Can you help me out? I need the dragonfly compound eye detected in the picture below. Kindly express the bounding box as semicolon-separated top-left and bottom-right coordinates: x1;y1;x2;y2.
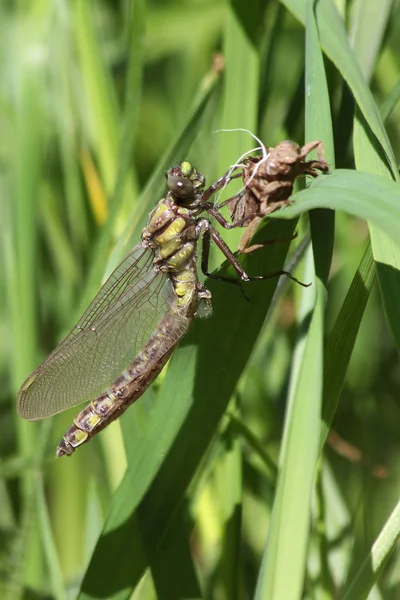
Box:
167;175;195;198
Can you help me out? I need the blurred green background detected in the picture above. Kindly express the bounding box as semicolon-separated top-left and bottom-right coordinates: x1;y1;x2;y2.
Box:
2;0;400;599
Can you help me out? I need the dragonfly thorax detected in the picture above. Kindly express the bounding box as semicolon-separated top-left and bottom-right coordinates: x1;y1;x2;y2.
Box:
143;197;198;268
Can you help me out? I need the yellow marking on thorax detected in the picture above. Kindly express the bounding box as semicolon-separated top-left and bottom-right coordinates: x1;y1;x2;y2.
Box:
166;242;195;270
146;201;175;234
151;201;170;221
156;217;186;245
155;216;187;259
159;239;183;259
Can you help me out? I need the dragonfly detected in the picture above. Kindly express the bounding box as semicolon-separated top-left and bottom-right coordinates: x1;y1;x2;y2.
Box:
215;139;329;253
18;161;306;457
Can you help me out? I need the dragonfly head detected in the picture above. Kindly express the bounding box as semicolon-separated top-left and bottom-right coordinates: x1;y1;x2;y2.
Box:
166;161;206;201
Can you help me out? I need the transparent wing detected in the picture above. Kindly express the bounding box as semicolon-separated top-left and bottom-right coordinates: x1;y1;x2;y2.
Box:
18;244;181;420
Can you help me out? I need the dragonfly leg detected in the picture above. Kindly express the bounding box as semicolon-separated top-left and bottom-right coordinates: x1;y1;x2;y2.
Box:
198;219;310;288
203;203;253;229
204;205;299;255
201;170;242;203
213;189;243;210
239;228;299;254
200;225;246;286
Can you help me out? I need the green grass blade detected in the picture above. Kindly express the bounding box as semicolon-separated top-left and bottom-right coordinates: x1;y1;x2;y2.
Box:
218;0;260;168
342;500;400;599
320;243;375;449
39;186;80;289
380;75;400;122
281;0;398;177
255;6;333;595
273;170;400;245
51;2;89;254
254;252;323;600
73;0;120;195
151;512;202;600
35;472;66;600
349;0;392;83
319;84;398;457
353;111;400;360
11;58;44;593
215;421;242;600
228;412;278;479
116;0;146;210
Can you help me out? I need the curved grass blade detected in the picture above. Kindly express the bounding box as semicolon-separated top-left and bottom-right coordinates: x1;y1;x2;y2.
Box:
255;6;334;595
272;170;400;244
342;499;400;599
320;242;375;449
281;0;397;178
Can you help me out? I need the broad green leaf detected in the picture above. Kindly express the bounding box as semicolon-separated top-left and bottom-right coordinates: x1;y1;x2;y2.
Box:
78;219;298;600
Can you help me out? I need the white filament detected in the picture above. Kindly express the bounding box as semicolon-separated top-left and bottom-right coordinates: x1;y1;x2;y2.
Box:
213;128;270;205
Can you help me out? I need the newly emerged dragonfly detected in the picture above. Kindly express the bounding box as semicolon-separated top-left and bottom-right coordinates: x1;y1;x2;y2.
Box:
18;161;306;457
